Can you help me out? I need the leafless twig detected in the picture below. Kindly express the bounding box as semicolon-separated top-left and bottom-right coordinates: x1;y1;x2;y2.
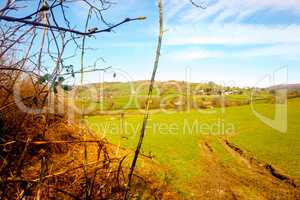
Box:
124;0;164;199
190;0;207;9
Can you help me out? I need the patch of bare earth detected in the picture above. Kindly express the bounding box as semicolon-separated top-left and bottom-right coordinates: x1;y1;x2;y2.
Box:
191;137;300;200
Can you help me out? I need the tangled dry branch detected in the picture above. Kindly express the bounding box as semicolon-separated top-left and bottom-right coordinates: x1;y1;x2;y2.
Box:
0;0;151;199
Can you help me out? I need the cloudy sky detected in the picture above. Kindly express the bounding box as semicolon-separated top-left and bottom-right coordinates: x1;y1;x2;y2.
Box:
80;0;300;87
6;0;300;87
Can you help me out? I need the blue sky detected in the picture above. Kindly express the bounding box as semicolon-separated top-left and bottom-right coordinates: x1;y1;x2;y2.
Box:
5;0;300;87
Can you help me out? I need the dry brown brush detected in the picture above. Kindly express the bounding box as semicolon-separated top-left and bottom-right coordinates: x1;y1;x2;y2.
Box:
0;70;174;199
0;70;127;199
0;0;188;199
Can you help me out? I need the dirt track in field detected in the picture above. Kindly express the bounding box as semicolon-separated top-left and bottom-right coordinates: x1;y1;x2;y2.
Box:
191;137;300;200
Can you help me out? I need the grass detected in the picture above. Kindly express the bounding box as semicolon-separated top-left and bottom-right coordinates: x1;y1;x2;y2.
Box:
86;111;211;194
230;98;300;177
85;97;300;195
77;81;273;111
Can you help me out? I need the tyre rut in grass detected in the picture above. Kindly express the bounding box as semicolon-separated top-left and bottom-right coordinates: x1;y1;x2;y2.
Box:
195;137;300;200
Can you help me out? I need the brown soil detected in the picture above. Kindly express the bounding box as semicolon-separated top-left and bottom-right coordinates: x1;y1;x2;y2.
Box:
190;137;300;200
222;139;297;188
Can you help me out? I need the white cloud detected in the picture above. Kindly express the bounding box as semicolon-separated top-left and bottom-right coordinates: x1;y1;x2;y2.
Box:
238;44;300;59
165;23;300;46
166;48;225;61
164;0;189;20
166;44;300;61
165;0;300;23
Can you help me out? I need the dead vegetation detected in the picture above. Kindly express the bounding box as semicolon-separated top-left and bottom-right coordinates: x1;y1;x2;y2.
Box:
0;0;170;198
0;70;122;199
0;0;151;199
0;0;203;199
0;70;178;199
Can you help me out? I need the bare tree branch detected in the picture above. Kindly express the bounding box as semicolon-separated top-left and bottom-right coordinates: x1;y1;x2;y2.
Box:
124;0;164;199
0;15;146;36
190;0;207;9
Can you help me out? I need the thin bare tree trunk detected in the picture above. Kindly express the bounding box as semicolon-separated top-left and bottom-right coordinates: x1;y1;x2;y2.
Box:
124;0;164;199
80;8;92;200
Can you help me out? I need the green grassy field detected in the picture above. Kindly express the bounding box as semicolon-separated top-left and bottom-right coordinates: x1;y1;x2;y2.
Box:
77;81;272;112
86;98;300;196
230;98;300;177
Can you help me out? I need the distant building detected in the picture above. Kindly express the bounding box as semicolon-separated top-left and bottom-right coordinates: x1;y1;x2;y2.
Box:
224;90;242;95
196;89;206;95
